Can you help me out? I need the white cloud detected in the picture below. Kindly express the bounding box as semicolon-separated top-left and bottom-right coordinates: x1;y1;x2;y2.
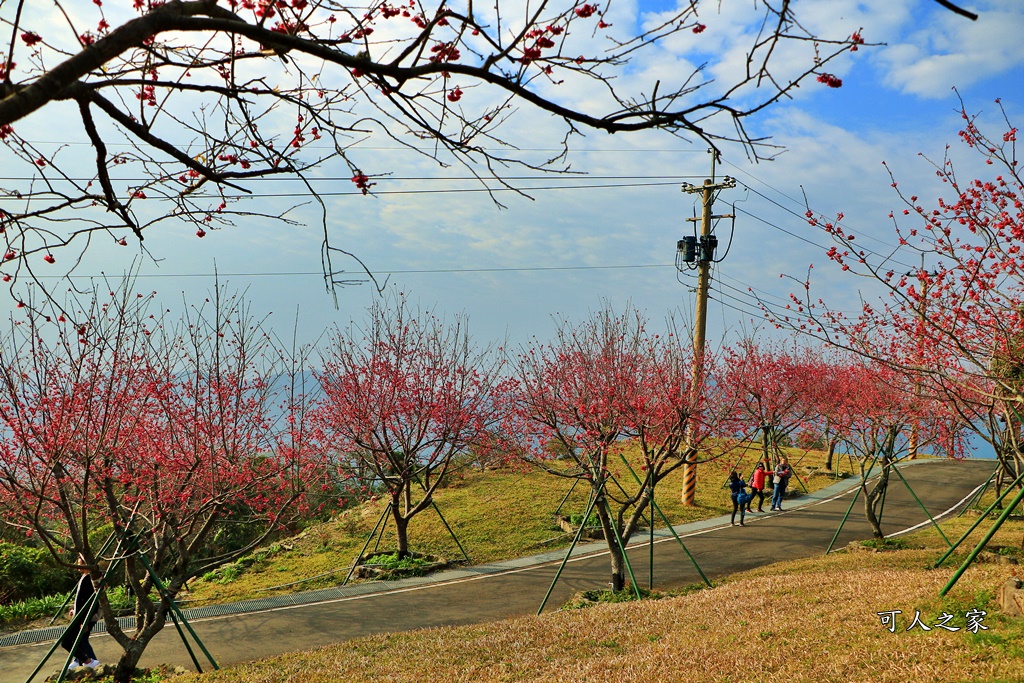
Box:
873;1;1024;97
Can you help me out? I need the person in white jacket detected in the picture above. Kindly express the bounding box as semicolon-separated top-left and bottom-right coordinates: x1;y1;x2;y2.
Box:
771;457;793;511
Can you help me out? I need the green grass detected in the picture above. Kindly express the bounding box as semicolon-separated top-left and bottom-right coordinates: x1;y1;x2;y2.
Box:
860;537;911;550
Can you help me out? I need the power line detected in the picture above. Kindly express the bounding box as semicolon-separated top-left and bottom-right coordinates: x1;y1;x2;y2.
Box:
0;174;707;183
0;180;685;200
32;263;675;280
733;180;916;268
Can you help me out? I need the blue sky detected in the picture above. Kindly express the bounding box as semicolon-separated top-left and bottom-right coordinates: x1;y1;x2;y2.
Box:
2;0;1023;354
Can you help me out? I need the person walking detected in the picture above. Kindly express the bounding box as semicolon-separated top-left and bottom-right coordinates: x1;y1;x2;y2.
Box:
60;557;101;671
771;456;793;511
728;471;748;526
748;462;768;513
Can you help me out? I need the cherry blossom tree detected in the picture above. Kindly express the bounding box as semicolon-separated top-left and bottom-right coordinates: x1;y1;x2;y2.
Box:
823;360;908;538
0;281;316;683
511;305;723;591
776;100;1022;484
0;0;882;298
313;292;506;559
720;336;820;468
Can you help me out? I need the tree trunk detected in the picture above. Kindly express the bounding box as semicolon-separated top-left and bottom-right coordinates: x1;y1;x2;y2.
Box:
113;635;147;683
825;438;837;471
609;548;626;592
592;493;627;592
392;506;411;559
864;484;885;539
863;459;892;539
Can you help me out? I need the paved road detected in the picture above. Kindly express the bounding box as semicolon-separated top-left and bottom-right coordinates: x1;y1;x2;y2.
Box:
1;459;995;681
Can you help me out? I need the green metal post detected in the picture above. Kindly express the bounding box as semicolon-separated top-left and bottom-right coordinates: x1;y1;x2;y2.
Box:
877;463;890;529
825;453;880;554
54;588;103;683
935;470;1024;568
940;483;1024;596
164;599;205;673
607;511;642;600
537;490;601;615
136;552;219;670
371;511;389;554
343;502;392;585
649;476;655;591
27;635;70;683
47;530;120;627
890;462;952;547
31;513;142;683
615;454;710;587
958;466;999;517
430;500;471;563
554;479;581;516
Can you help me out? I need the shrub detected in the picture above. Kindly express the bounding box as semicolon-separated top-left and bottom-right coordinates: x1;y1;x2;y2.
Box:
562;585;655;610
860;537;910;550
0;542;74;603
0;584;137;627
0;593;66;625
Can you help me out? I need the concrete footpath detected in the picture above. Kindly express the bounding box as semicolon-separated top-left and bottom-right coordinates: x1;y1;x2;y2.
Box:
0;459;997;680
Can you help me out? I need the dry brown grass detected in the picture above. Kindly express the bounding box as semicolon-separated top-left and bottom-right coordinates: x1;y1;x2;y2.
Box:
174;534;1024;683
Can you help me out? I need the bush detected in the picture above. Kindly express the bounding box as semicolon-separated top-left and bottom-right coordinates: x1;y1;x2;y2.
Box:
562;585;655;610
0;584;137;627
568;514;600;528
0;542;74;603
860;537;910;551
0;593;66;625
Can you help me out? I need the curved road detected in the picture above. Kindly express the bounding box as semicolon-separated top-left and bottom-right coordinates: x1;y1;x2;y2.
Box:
2;459;996;680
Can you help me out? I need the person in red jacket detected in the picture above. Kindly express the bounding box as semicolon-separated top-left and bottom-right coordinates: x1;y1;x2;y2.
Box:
747;461;768;513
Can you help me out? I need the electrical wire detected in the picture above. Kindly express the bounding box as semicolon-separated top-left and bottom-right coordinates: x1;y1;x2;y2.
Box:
29;263;676;280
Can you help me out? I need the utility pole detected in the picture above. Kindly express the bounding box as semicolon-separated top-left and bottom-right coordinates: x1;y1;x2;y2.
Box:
908;278;926;459
678;152;735;506
909;258;935;460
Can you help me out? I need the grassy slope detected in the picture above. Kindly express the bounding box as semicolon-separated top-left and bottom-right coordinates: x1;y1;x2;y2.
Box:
182;442;843;606
175;495;1024;683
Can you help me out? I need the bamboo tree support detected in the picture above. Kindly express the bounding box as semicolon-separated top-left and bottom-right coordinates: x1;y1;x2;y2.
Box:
537;488;601;614
889;462;952;547
958;466;1000;518
343;502;392;585
825;453;881;554
940;482;1024;596
935;470;1024;568
616;454;711;587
